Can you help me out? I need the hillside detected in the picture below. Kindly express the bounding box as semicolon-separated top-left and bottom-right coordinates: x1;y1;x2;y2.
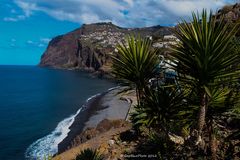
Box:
39;22;171;74
215;3;240;36
215;3;240;22
39;3;240;75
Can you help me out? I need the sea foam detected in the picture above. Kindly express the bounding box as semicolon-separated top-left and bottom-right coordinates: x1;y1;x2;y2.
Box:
25;108;81;159
25;87;118;159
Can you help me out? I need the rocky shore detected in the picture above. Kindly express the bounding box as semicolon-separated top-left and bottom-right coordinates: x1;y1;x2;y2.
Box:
57;87;135;154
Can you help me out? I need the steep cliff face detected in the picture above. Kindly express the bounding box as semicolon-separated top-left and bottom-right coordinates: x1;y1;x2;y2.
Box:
40;3;240;73
39;28;82;68
39;22;171;74
215;3;240;22
215;3;240;36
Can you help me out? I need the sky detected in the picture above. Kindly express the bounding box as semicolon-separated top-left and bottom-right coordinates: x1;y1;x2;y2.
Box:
0;0;237;65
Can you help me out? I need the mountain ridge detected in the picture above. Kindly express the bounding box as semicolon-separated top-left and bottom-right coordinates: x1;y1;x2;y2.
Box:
39;3;240;75
39;22;172;75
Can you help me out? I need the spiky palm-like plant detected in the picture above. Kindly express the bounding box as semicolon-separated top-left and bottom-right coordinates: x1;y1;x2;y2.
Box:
131;85;190;133
75;148;104;160
170;10;240;145
112;36;159;104
205;86;240;159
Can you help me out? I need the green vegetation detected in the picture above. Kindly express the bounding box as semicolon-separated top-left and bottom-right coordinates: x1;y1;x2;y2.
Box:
112;9;240;159
37;155;53;160
75;148;104;160
171;8;240;149
112;36;159;105
131;85;189;133
43;156;53;160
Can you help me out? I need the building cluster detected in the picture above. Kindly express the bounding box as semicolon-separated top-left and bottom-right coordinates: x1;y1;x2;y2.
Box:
80;30;125;49
152;35;180;48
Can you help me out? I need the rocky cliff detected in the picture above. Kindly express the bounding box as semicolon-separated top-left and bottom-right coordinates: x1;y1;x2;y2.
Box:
215;3;240;22
215;3;240;36
39;3;240;74
39;22;171;74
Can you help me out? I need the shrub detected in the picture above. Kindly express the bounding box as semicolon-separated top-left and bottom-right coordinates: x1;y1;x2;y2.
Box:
75;148;104;160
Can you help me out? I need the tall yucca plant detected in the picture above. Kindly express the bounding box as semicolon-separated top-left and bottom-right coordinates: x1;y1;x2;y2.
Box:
112;35;159;104
131;85;190;132
170;10;240;144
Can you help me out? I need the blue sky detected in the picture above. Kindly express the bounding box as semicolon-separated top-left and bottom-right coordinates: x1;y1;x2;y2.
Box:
0;0;236;65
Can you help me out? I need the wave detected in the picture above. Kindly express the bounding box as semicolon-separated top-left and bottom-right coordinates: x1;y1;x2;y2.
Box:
86;93;101;102
86;86;119;102
107;86;120;91
25;108;82;159
24;87;118;159
82;86;119;108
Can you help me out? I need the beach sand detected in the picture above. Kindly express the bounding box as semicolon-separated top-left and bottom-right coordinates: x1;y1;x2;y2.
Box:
57;87;131;153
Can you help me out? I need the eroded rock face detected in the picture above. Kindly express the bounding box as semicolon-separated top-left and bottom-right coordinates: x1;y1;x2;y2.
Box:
39;22;171;74
215;3;240;36
39;30;81;68
68;119;131;150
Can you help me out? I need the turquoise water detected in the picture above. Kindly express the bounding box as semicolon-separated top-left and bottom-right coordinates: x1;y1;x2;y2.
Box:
0;66;115;160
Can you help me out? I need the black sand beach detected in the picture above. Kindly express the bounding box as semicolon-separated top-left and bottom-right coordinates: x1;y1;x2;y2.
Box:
58;87;131;153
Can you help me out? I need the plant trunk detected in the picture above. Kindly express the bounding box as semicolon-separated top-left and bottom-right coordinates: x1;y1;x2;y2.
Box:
196;91;207;146
136;84;144;106
136;86;140;106
209;121;217;160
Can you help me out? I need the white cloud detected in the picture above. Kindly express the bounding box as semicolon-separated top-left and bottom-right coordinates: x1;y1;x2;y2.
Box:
123;0;134;6
11;38;16;42
11;9;16;13
161;0;225;16
38;44;45;47
3;1;37;22
15;0;37;17
40;38;51;44
26;39;48;48
122;0;227;26
3;17;18;22
27;40;34;44
4;14;27;22
9;38;17;48
10;43;16;47
10;0;232;27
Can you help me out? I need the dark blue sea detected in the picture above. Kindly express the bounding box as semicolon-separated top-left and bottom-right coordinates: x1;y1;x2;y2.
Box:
0;65;115;160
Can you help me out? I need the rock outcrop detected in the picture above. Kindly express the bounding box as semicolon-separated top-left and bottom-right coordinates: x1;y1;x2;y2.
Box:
215;3;240;22
215;3;240;36
53;119;133;160
39;22;171;74
69;119;130;149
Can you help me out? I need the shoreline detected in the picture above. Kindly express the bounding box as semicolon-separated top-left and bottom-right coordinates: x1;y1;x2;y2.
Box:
57;86;131;154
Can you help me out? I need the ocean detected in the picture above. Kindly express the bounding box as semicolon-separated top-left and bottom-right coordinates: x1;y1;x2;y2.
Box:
0;65;115;160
